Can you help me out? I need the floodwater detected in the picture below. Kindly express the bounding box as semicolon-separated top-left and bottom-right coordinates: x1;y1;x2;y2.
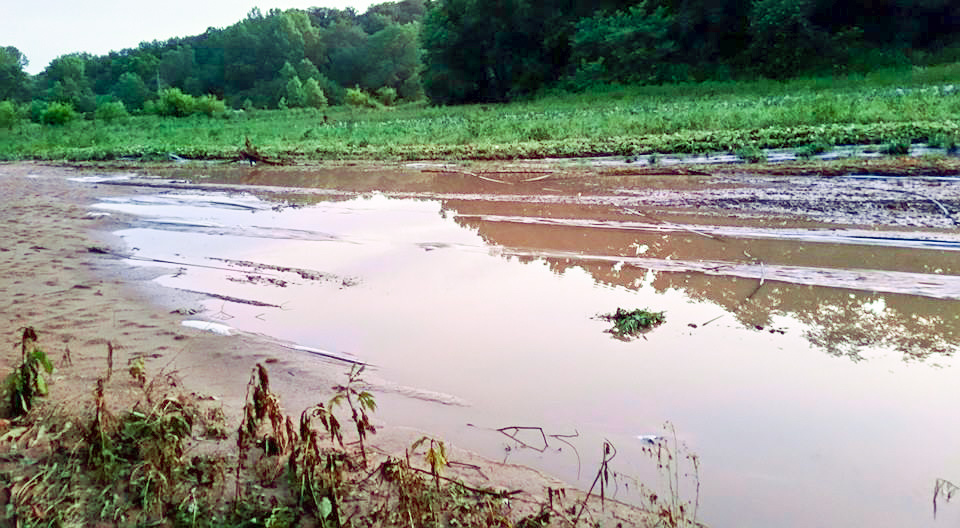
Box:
90;165;960;527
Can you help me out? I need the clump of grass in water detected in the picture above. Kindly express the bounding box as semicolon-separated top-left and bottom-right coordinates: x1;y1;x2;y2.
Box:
603;308;666;339
881;137;912;155
735;145;766;163
796;139;832;159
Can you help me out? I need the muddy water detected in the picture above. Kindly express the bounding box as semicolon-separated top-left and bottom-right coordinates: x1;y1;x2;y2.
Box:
91;166;960;527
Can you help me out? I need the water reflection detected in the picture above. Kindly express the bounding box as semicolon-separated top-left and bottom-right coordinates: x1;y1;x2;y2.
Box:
93;182;960;528
446;200;960;362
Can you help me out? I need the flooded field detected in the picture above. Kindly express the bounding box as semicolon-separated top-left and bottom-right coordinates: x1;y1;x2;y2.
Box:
86;164;960;527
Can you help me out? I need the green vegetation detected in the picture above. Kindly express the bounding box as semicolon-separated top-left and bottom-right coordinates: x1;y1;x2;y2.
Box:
3;327;53;417
2;0;960;115
3;67;960;162
3;0;960;162
602;308;667;339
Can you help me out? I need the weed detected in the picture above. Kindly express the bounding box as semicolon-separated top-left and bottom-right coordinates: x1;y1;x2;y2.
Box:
928;132;959;153
329;364;376;466
735;145;767;163
4;327;54;417
638;423;701;528
237;364;295;492
602;308;666;339
128;356;147;387
411;435;448;491
881;137;912;155
796;140;832;158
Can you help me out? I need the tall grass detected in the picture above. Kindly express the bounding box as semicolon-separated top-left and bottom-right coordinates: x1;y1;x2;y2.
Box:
4;64;960;161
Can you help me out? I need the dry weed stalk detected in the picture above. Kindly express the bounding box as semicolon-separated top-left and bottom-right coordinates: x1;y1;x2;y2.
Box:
236;364;294;496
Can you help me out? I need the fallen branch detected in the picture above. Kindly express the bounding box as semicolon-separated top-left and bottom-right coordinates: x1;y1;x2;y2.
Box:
404;465;523;498
497;426;549;452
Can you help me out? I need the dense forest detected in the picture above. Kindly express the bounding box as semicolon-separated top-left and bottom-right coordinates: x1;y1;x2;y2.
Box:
2;0;960;120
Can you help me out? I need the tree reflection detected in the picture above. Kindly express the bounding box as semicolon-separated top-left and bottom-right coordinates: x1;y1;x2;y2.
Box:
451;201;960;362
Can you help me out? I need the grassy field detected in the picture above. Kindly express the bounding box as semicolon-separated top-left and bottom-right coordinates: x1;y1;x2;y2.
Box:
5;64;960;162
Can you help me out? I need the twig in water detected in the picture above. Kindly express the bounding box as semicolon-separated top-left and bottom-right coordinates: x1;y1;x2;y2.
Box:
701;314;724;326
497;426;549;452
574;440;617;525
549;430;582;479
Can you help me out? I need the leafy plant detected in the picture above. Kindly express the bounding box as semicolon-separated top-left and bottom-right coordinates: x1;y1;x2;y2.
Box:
411;436;448;491
329;364;377;466
5;327;54;417
602;307;666;339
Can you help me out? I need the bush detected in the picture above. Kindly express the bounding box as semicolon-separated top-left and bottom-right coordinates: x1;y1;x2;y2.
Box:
28;100;47;123
42;102;77;125
0;100;18;129
346;86;383;109
94;100;128;121
155;88;195;117
375;86;397;106
194;94;226;117
303;78;328;109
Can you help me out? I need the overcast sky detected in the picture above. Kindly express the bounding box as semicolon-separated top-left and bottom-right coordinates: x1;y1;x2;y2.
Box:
5;0;375;75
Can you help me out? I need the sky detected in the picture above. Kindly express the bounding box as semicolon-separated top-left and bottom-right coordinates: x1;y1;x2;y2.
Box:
5;0;375;75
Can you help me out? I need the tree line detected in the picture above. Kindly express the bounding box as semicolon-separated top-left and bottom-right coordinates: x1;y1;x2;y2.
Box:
1;0;959;122
422;0;960;103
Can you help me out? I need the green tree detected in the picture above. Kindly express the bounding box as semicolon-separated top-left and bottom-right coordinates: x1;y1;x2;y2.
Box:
111;72;150;110
0;46;30;102
303;77;328;108
363;23;422;99
319;20;369;88
0;100;19;129
159;45;196;91
286;76;306;107
571;2;677;85
40;54;96;113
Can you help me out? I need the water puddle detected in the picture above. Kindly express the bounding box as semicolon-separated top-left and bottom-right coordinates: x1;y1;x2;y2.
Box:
91;169;960;527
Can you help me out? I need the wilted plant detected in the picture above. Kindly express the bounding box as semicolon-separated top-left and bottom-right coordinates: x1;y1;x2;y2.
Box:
237;364;294;495
5;327;54;417
128;356;146;387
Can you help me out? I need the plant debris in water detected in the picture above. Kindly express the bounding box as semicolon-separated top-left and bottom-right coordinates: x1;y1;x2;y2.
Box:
602;308;666;339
